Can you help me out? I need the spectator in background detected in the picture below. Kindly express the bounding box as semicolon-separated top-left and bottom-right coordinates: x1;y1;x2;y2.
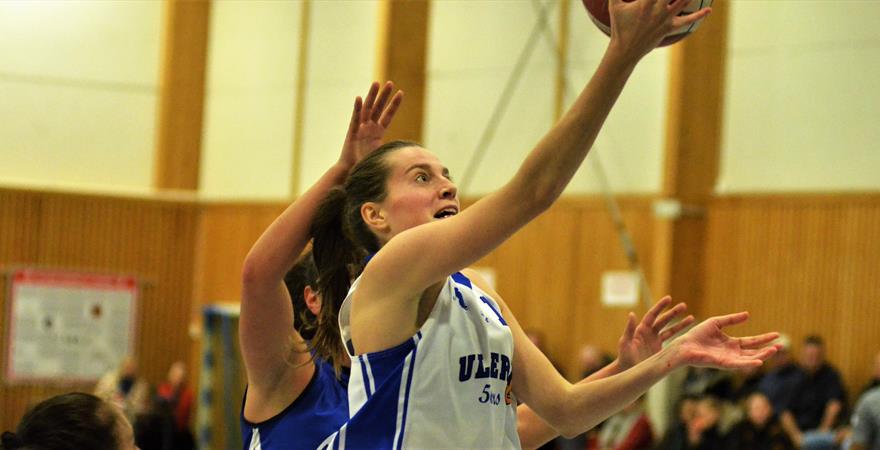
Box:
781;334;847;450
682;367;734;400
578;344;614;379
0;392;137;450
656;396;728;450
94;357;150;422
654;395;699;450
730;365;764;404
593;396;653;450
850;387;880;450
157;361;194;450
758;334;803;416
726;392;794;450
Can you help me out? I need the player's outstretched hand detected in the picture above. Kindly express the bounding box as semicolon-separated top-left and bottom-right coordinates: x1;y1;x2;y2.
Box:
608;0;711;59
669;312;779;370
617;295;694;370
338;81;404;169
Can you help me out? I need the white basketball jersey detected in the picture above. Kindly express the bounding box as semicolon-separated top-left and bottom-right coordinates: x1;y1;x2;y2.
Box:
319;272;520;449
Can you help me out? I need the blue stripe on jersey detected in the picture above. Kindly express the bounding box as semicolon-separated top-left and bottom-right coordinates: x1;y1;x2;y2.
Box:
359;355;373;399
480;296;508;326
451;271;472;288
395;333;422;449
340;335;420;449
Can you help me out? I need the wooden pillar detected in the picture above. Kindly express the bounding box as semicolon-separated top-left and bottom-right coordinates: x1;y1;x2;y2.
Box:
653;0;729;316
555;0;571;121
648;0;730;432
374;0;430;142
154;0;211;190
291;0;312;196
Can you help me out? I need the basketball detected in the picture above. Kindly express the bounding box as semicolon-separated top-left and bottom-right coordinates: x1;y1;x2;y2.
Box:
582;0;713;47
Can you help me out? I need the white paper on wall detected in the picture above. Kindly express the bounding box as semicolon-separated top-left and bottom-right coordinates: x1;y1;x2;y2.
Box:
5;269;138;384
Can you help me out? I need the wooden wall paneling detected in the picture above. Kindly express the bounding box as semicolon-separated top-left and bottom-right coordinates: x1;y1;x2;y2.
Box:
0;190;52;435
470;197;656;381
190;201;286;446
193;202;287;305
0;189;199;432
703;195;880;401
568;198;657;379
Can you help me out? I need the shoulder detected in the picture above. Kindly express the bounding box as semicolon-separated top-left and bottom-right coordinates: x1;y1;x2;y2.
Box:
460;268;501;299
858;387;880;409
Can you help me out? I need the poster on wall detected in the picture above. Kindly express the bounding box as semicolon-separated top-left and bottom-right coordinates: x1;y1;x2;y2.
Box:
601;270;640;307
5;269;138;384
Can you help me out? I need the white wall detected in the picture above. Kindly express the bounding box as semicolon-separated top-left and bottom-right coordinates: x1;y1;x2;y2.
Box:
200;0;302;199
0;0;161;191
200;0;378;199
566;3;670;195
297;0;379;194
6;1;876;197
719;0;880;193
424;0;671;196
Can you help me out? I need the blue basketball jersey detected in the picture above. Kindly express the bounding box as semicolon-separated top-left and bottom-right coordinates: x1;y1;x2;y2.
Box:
319;272;520;449
241;358;349;450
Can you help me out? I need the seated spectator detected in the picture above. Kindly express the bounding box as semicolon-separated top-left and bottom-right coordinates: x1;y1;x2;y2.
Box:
781;335;847;450
577;344;614;379
654;395;698;450
726;392;795;450
157;361;195;450
758;334;803;417
685;396;730;450
850;386;880;450
683;367;734;400
0;392;137;450
593;396;653;450
730;365;764;403
657;396;730;450
94;356;150;422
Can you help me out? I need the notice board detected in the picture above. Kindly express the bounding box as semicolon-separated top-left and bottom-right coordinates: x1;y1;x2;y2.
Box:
5;269;138;384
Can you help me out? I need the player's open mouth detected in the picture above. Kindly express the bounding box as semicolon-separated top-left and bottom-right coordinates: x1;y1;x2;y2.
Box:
434;207;458;219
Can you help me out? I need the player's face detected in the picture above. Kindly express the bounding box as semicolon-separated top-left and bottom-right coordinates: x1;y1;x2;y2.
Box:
372;146;459;242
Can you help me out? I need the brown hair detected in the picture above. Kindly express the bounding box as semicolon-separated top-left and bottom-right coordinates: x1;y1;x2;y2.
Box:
2;393;122;450
310;140;417;373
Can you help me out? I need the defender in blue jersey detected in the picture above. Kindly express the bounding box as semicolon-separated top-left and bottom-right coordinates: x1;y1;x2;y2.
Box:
311;0;780;447
239;82;403;450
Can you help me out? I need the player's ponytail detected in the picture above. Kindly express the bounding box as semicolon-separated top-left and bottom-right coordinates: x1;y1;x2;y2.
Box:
311;140;419;372
311;186;361;372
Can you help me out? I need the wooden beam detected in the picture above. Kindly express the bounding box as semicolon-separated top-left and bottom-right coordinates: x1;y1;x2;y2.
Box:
374;0;430;143
291;0;312;196
661;0;729;200
555;0;571;121
154;0;211;190
652;0;729;309
648;0;729;433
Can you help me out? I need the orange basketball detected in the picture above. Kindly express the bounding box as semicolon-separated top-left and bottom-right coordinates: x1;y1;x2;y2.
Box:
582;0;713;47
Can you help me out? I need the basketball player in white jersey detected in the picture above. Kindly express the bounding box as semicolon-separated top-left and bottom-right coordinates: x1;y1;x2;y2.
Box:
239;81;696;449
310;0;779;447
